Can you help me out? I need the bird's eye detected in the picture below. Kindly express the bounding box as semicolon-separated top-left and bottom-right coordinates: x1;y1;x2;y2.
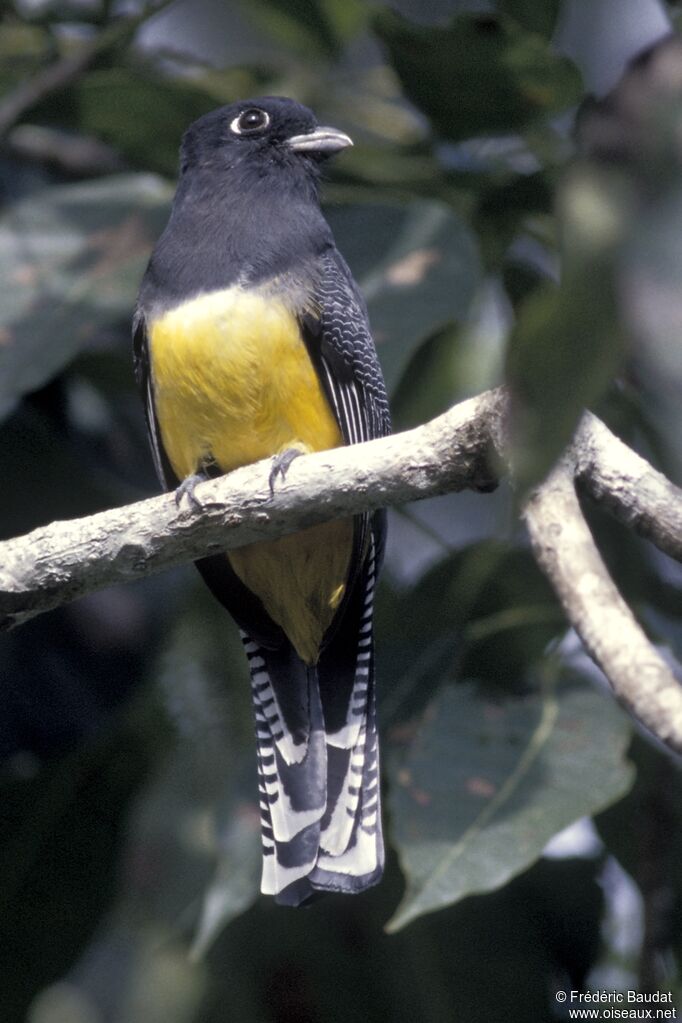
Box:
230;108;271;135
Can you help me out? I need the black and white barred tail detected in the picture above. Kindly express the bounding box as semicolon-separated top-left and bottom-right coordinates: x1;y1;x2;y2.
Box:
241;539;383;906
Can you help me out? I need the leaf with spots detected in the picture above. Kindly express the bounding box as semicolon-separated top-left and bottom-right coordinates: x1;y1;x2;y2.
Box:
0;173;171;422
386;673;634;932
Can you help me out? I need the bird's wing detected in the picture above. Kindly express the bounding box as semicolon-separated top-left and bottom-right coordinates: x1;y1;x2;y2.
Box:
301;248;391;448
133;308;179;491
299;246;390;587
261;248;387;900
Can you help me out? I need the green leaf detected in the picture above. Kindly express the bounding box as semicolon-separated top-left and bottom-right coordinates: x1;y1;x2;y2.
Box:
246;0;363;57
190;805;262;959
327;199;481;392
0;21;48;63
620;188;682;482
377;541;563;727
32;67;218;175
505;164;632;494
0;173;171;422
374;10;582;143
477;171;554;266
125;592;261;948
498;0;560;38
0;403;115;537
382;0;559;35
390;325;468;429
596;736;682;894
0;695;155;1021
386;674;634;931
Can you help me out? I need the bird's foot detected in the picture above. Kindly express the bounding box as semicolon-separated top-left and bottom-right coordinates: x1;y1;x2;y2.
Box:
175;471;209;512
269;447;304;496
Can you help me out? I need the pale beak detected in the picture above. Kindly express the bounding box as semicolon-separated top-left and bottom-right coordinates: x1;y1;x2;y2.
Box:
287;126;353;155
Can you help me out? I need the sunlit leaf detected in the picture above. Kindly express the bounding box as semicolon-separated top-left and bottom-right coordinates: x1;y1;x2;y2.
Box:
387;674;634;931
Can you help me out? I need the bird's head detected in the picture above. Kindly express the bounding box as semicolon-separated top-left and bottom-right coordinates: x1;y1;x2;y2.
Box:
180;96;353;179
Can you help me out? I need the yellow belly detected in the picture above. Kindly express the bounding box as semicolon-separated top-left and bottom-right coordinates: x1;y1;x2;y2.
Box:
149;286;351;663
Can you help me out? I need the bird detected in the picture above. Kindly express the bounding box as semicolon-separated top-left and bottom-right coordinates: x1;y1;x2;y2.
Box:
133;96;391;906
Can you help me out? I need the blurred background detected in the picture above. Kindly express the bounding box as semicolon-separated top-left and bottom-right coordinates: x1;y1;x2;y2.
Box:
2;0;682;1020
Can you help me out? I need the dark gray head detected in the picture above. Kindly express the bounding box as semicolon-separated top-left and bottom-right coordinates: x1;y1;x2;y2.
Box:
141;97;352;304
179;96;352;184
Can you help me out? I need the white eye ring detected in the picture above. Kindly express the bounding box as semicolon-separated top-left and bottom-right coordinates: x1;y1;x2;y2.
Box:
230;109;271;135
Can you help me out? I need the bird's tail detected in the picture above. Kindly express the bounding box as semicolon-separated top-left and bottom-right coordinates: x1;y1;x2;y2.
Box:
240;541;383;906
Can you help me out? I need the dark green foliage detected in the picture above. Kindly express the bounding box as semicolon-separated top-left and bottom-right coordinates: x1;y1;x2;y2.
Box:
0;175;171;420
387;674;632;930
1;0;681;1019
33;68;219;175
374;10;582;142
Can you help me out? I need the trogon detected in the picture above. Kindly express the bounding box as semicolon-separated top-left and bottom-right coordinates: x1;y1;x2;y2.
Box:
133;96;390;906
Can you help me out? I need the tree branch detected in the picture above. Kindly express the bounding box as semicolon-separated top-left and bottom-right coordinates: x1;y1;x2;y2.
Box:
524;458;682;755
2;387;681;754
575;411;682;563
0;389;503;631
0;0;178;140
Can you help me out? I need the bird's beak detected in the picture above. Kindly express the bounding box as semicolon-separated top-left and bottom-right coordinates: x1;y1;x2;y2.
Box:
287;126;353;155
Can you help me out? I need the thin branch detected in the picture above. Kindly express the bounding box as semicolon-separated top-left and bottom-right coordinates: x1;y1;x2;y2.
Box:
0;0;178;140
575;411;682;563
524;459;682;756
7;124;125;176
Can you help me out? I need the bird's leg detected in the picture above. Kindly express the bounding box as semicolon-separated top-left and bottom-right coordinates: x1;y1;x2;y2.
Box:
269;444;307;496
175;455;222;511
175;471;210;512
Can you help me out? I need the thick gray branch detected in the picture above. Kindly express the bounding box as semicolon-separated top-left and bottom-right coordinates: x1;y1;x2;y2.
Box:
524;458;682;756
2;387;682;756
0;389;503;630
575;411;682;563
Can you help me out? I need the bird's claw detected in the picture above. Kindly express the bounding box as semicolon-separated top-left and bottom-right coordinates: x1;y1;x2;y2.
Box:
175;472;208;512
269;448;303;496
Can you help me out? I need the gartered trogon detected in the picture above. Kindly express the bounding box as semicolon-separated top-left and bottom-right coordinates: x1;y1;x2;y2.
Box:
133;97;390;906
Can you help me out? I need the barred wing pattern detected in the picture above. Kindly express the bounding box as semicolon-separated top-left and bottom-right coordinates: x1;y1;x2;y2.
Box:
314;249;391;447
